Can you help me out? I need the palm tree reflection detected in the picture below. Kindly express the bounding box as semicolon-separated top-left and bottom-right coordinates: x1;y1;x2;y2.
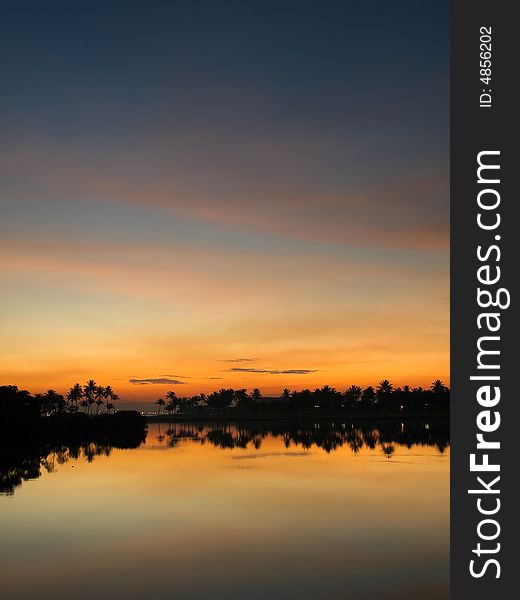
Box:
160;420;449;456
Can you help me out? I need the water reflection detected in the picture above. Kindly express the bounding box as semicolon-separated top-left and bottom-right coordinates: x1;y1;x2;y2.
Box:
1;419;448;496
157;418;449;454
0;422;146;496
0;418;449;600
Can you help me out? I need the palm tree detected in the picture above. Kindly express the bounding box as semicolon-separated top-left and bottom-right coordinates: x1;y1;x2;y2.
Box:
234;388;250;409
164;390;177;416
430;379;447;394
94;386;105;415
83;380;97;415
40;389;64;416
361;386;376;408
110;392;119;412
177;397;188;414
67;383;83;413
251;388;262;403
281;388;291;402
345;384;362;402
155;398;166;414
376;379;393;403
377;379;393;395
104;385;114;412
165;400;175;418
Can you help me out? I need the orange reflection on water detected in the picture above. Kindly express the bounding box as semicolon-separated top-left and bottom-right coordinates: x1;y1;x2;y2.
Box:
0;422;449;600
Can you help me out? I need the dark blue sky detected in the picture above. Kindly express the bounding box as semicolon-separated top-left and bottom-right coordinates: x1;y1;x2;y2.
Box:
1;0;448;154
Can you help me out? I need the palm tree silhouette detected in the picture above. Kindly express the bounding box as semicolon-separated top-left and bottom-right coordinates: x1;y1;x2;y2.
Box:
83;380;97;415
234;388;250;409
165;390;178;417
67;383;83;413
361;386;376;408
376;379;393;403
40;389;64;416
155;398;166;414
251;388;262;403
377;379;393;395
104;385;115;413
430;379;447;394
346;385;362;402
94;386;105;415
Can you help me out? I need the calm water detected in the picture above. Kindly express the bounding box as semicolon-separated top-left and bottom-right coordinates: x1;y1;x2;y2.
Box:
0;420;449;599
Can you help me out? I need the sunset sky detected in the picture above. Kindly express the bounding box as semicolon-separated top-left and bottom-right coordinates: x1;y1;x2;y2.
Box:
0;1;449;405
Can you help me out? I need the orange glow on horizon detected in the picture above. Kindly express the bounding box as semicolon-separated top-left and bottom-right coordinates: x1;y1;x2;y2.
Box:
0;234;449;402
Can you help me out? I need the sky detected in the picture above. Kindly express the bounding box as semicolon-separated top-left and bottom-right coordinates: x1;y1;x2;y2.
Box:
0;1;449;405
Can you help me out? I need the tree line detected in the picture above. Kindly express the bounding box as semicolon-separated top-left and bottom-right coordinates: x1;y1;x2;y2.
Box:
63;380;119;415
154;379;450;416
0;381;119;420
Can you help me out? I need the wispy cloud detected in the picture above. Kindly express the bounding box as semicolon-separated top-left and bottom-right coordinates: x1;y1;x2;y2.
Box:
163;374;224;381
129;378;187;385
220;358;259;363
2;143;448;252
161;374;191;379
228;368;319;375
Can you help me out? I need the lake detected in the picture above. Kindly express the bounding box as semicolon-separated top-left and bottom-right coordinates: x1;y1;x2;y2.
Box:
0;420;449;599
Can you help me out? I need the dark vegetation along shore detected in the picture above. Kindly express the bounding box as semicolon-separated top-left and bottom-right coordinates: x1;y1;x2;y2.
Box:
1;384;147;496
0;378;450;423
150;379;450;420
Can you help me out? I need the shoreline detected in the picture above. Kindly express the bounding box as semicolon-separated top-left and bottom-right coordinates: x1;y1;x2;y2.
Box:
145;411;450;424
